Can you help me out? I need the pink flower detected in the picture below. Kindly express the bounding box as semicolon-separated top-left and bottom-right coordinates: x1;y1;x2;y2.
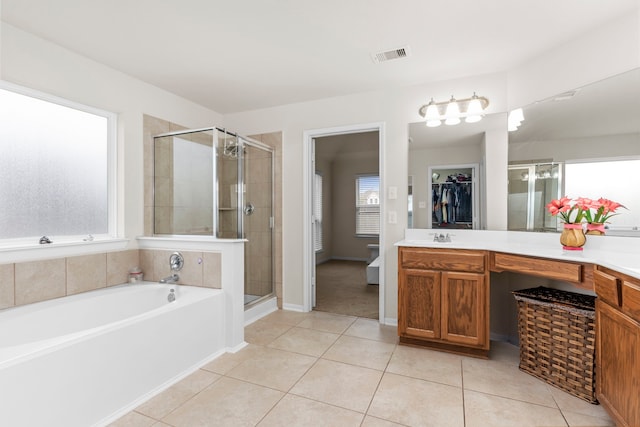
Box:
546;197;571;216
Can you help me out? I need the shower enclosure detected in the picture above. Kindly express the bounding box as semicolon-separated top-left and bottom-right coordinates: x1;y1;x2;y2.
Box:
507;162;562;232
153;127;275;307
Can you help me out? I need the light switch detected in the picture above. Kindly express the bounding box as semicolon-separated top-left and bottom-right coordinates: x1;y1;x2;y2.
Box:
389;211;397;224
388;186;397;199
418;201;427;209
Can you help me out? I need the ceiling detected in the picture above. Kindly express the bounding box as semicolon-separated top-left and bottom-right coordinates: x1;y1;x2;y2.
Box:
2;1;638;114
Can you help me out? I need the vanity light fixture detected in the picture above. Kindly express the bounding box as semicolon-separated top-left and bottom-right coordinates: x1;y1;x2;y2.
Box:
419;93;489;127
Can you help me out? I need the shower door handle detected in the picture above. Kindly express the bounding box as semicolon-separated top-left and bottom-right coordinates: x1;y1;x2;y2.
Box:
244;202;255;216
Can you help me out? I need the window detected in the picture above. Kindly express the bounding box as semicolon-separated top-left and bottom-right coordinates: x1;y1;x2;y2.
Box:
356;175;380;236
313;172;323;251
0;83;116;242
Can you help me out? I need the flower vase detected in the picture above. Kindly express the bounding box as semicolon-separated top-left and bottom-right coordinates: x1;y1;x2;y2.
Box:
560;223;586;250
586;222;605;235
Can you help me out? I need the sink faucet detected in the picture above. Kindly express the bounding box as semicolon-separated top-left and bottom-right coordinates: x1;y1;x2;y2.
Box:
159;273;179;284
433;233;452;243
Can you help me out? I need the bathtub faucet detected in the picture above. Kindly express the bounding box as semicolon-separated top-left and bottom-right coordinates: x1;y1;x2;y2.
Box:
159;273;179;284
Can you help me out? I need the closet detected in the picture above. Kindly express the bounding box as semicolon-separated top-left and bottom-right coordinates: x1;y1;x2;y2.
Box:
429;165;478;229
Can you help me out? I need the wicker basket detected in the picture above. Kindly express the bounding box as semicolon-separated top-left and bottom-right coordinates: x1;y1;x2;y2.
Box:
513;286;597;403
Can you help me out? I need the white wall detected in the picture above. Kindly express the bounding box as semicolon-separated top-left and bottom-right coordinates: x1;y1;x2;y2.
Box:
224;11;640;318
1;24;223;247
331;152;379;261
509;133;640;162
2;8;639;322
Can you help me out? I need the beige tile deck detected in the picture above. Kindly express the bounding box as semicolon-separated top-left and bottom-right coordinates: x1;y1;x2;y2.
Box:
109;309;614;427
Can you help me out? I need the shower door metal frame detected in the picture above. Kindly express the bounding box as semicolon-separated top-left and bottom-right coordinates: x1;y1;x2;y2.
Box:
239;136;276;307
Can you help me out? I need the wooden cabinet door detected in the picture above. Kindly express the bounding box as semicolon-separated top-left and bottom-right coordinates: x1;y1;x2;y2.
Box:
596;300;640;427
441;271;488;348
399;269;441;339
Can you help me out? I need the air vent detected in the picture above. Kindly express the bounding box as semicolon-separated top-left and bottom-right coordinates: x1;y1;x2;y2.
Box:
371;46;411;63
553;90;578;102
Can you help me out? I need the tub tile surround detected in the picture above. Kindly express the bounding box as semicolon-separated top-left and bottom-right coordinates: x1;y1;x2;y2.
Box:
0;263;15;309
0;248;222;310
109;312;614;427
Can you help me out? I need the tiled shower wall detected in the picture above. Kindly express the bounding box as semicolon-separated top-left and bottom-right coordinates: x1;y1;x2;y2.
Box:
0;249;222;310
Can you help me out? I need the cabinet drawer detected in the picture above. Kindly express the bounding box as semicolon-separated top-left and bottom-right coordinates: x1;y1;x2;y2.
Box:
399;248;485;273
594;269;621;307
622;280;640;323
491;252;583;283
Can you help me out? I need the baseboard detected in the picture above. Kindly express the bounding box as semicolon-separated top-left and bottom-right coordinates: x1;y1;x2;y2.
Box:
330;256;368;262
282;303;305;312
244;297;278;326
384;317;398;326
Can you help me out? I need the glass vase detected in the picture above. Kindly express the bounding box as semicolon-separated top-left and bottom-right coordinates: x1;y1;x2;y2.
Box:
560;223;586;250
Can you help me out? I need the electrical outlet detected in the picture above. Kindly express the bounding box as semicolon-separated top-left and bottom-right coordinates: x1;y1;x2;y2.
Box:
418;201;427;209
389;211;397;224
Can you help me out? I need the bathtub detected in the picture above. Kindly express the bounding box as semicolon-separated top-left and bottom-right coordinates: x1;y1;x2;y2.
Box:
0;282;225;427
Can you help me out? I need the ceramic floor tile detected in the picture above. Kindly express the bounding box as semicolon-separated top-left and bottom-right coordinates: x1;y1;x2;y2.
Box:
257;394;364;427
260;310;311;326
290;359;382;413
361;415;407;426
162;377;284;427
368;372;464;427
464;389;568;427
386;344;463;387
226;346;317;391
488;340;521;365
322;335;395;371
244;320;293;346
135;369;220;419
268;326;340;357
546;384;611;421
463;357;558;407
343;318;399;344
562;410;615;427
296;311;357;334
200;344;263;375
107;411;156;427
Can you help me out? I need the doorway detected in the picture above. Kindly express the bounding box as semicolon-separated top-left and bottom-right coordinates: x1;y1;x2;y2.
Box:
303;123;385;322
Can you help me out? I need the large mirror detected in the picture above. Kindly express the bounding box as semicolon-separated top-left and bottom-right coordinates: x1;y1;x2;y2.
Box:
508;68;640;236
408;114;505;229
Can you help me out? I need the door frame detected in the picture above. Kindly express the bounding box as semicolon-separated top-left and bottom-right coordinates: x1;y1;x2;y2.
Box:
302;122;386;323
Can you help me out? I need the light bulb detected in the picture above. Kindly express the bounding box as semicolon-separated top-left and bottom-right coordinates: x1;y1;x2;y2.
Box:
465;95;484;123
426;119;441;127
424;99;440;121
444;97;460;125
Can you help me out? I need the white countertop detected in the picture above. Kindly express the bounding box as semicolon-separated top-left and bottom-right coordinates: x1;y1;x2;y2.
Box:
397;229;640;280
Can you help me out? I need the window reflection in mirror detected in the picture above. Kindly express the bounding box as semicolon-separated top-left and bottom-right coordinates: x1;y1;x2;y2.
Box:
508;68;640;236
565;159;640;236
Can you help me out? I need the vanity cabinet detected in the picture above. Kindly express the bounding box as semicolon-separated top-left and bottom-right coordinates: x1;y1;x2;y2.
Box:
398;247;490;357
595;267;640;427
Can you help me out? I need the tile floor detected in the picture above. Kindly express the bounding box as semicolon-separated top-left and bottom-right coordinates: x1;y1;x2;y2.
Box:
109;310;614;427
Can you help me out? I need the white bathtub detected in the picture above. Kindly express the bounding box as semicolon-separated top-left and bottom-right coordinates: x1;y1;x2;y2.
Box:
0;282;226;427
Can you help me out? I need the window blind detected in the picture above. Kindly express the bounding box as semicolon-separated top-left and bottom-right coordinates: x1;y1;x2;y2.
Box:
313;173;323;251
356;175;380;235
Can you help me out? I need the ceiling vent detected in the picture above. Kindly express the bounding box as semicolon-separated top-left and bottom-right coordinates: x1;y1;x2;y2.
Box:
371;46;411;63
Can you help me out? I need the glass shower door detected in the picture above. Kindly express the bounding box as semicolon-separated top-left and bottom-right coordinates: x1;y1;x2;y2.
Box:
242;140;274;306
508;163;562;232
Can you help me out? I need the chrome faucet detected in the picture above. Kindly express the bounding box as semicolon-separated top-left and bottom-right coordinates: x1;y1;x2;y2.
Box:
159;273;179;284
159;252;183;284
